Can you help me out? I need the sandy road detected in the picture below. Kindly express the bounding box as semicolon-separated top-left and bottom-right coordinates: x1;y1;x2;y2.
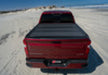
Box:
0;8;108;75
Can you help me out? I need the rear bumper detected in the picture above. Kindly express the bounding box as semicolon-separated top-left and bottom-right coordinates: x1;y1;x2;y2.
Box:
26;58;88;69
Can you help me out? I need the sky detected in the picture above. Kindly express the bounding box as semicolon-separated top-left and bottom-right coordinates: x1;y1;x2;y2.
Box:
0;0;108;11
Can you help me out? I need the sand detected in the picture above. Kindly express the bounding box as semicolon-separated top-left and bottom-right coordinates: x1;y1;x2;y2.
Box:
0;7;108;75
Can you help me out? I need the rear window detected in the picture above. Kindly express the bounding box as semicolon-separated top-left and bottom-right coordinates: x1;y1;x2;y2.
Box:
40;13;74;23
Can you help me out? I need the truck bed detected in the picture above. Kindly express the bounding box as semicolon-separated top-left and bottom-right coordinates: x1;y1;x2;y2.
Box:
26;23;88;39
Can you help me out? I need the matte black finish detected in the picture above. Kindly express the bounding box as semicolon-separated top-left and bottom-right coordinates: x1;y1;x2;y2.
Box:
26;23;88;39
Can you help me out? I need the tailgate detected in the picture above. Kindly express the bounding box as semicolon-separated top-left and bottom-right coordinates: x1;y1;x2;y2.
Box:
24;38;91;59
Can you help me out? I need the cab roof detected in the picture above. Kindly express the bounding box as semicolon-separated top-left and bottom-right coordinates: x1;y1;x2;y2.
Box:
42;10;72;14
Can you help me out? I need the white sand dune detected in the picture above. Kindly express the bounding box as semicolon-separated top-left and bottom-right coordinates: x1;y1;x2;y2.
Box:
0;7;108;75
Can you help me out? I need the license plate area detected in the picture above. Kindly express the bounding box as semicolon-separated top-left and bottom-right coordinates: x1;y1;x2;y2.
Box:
46;59;67;67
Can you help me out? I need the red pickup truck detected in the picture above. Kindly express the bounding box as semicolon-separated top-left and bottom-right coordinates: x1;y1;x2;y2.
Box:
23;10;91;69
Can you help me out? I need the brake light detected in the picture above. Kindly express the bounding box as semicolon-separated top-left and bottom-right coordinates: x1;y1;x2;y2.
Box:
25;47;29;57
85;47;90;54
23;39;27;45
23;38;29;57
85;40;91;54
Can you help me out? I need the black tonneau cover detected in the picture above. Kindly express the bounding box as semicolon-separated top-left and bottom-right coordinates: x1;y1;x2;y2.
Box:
26;23;88;39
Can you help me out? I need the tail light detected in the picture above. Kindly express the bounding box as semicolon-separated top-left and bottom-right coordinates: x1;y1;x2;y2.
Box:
85;46;90;54
24;47;29;57
23;38;27;45
23;39;29;57
85;39;91;54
